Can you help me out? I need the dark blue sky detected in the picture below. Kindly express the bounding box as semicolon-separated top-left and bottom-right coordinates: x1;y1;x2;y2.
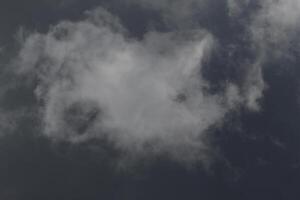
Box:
0;1;300;200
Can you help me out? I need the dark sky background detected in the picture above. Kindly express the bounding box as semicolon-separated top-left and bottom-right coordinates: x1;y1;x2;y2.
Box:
0;1;300;200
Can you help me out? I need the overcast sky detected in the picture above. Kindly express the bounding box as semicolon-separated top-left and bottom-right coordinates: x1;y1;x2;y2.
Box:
0;0;300;199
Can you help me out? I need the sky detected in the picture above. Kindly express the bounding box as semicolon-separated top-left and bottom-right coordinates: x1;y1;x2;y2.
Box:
0;0;300;199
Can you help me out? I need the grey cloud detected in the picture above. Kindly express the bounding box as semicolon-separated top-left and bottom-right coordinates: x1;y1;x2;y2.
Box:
124;0;209;28
251;0;300;57
247;0;300;108
15;7;246;162
227;0;250;17
0;111;17;136
226;0;300;111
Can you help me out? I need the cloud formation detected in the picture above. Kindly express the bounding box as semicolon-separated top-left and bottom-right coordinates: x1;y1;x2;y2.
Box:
251;0;300;57
124;0;207;27
226;0;300;111
14;8;246;161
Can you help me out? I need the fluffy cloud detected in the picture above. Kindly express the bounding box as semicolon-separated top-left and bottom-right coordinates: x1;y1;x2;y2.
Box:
15;8;245;161
251;0;300;56
226;0;300;111
248;0;300;106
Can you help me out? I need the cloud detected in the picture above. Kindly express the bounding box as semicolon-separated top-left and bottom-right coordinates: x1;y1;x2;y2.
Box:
257;0;300;29
227;0;250;17
14;7;246;162
124;0;209;28
251;0;300;57
0;112;16;136
225;0;300;111
244;0;300;108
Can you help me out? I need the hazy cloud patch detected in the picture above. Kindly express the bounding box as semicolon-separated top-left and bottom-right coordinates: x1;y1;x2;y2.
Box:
251;0;300;58
14;8;248;162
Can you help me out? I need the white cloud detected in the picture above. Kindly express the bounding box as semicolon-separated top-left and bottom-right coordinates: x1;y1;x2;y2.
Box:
226;0;300;111
251;0;300;55
261;0;300;28
15;8;246;162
